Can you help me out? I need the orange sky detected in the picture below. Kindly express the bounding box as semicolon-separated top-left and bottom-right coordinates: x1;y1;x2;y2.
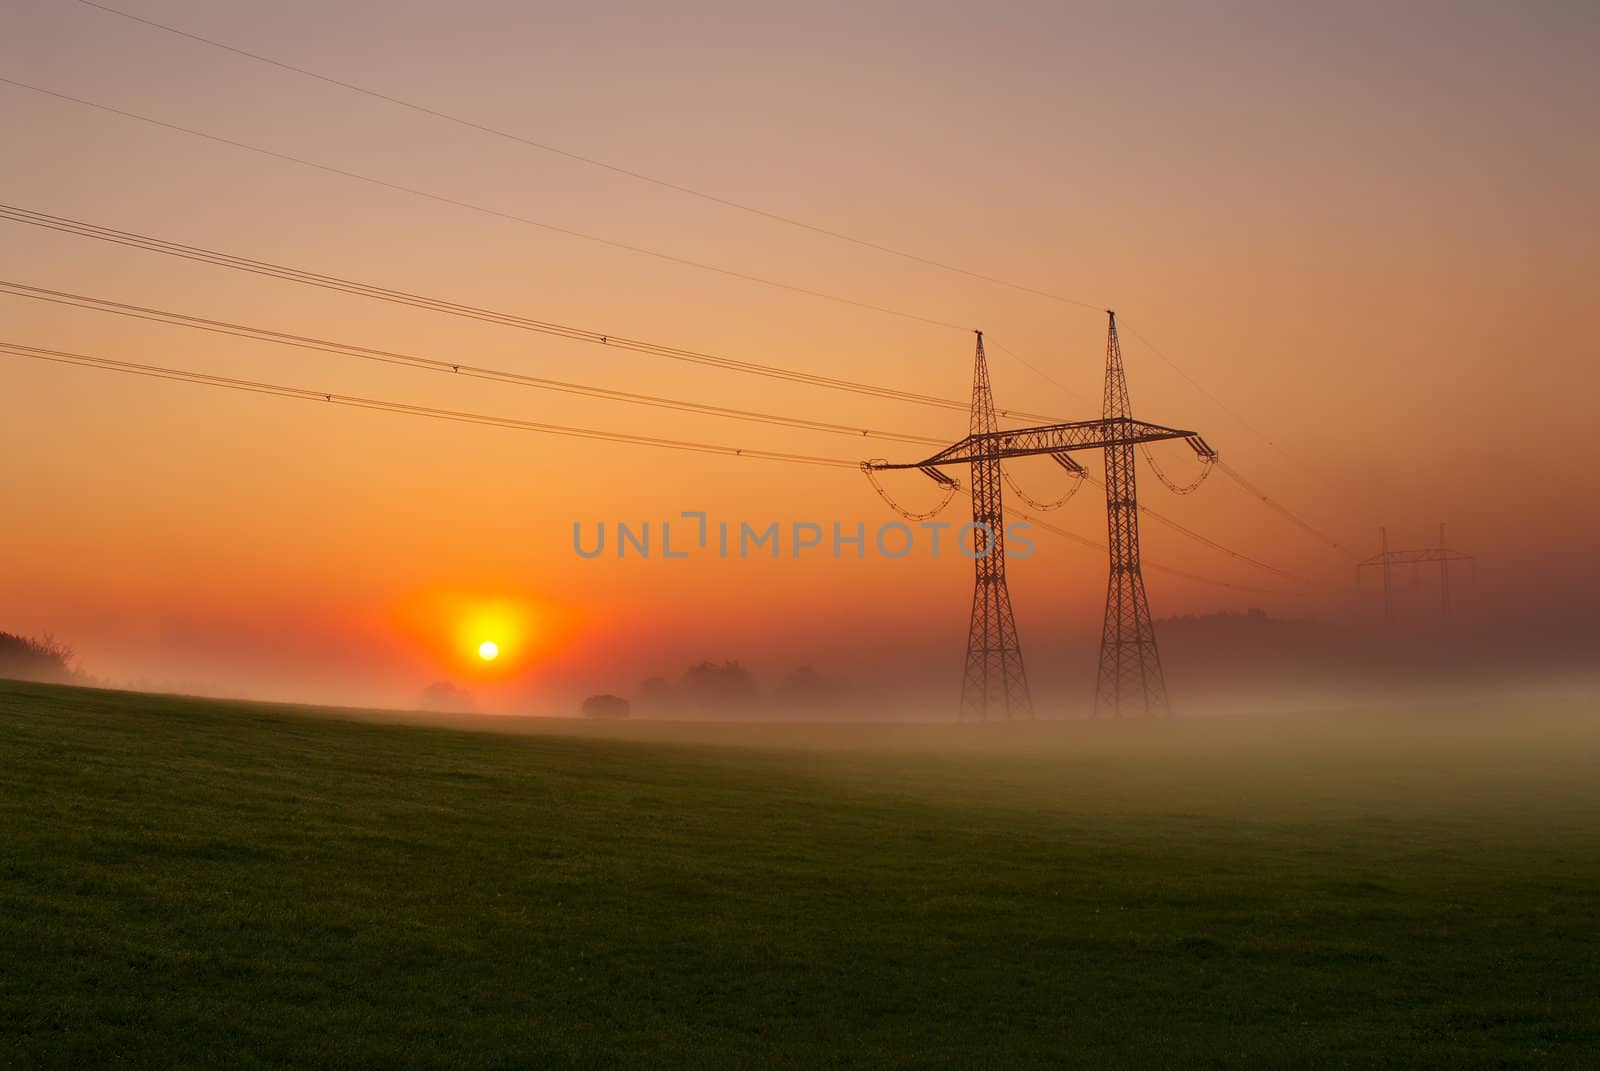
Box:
1;1;1596;712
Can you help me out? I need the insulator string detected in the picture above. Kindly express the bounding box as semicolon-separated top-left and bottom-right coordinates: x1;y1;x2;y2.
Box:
1140;442;1215;495
860;463;958;522
1000;463;1084;512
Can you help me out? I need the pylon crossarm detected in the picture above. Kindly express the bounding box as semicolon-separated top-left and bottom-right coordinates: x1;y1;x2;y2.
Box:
1357;549;1475;567
863;416;1200;471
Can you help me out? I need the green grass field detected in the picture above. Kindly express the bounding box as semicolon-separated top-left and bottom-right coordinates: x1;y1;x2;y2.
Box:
2;679;1598;1068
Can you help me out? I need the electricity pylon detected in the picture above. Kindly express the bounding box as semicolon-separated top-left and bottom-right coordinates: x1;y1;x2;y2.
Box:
1358;524;1474;629
960;331;1031;720
1093;312;1169;717
864;317;1214;718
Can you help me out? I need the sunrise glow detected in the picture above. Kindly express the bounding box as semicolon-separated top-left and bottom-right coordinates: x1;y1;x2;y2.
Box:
3;3;1597;1063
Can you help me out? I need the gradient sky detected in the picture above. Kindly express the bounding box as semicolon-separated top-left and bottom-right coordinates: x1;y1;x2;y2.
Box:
1;0;1596;712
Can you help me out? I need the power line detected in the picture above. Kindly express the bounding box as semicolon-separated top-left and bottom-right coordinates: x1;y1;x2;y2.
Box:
57;0;1376;498
1113;318;1359;561
1036;469;1312;586
1016;511;1311;598
0;329;1317;594
0;340;858;468
6;271;1323;585
3;274;1326;588
0;204;1327;585
0;76;969;332
4;10;1373;612
1134;497;1312;585
992;329;1345;570
8;273;1321;585
67;0;1363;530
1120;319;1356;506
948;473;1310;598
74;0;1108;316
17;21;1360;561
2;266;1334;585
987;337;1088;410
0;215;1346;575
0;278;952;447
0;203;1067;422
1118;320;1280;447
1138;504;1317;588
0;77;1358;564
1216;461;1356;559
58;6;1348;545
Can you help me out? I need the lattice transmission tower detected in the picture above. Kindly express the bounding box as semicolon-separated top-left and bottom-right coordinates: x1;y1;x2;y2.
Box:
1093;312;1169;717
1358;524;1474;630
863;317;1214;719
960;331;1032;720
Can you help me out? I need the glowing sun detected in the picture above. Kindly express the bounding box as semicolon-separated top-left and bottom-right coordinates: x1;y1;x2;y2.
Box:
477;640;499;661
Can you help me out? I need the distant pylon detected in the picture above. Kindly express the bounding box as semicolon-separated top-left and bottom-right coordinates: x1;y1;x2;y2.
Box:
1380;526;1395;630
961;331;1032;720
1438;523;1452;624
1357;524;1473;631
1094;312;1170;718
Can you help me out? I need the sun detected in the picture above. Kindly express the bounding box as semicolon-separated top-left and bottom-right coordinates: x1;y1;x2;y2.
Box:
477;640;499;661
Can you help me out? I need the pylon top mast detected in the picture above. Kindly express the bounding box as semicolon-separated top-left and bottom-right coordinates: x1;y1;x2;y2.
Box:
1094;310;1169;717
960;330;1031;720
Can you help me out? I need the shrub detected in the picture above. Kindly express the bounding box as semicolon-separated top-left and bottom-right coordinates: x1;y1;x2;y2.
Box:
0;631;78;684
581;694;631;719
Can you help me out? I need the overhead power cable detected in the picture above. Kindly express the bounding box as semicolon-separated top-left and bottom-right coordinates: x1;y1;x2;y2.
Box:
2;314;1329;590
0;279;949;447
0;76;968;331
990;329;1340;568
1120;319;1357;507
2;266;1331;583
0;341;858;468
1071;473;1309;585
0;332;1321;591
0;206;1329;582
1136;502;1310;585
987;337;1088;410
1117;321;1281;449
1216;461;1355;559
69;0;1360;533
1014;510;1310;598
36;10;1360;561
67;0;1366;488
0;204;1065;423
0;258;1314;582
74;0;1108;315
0;218;1345;569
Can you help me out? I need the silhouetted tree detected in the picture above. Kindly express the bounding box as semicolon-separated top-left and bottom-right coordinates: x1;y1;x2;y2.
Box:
0;631;78;685
775;665;845;712
680;660;760;711
419;680;475;714
580;694;631;719
636;676;681;715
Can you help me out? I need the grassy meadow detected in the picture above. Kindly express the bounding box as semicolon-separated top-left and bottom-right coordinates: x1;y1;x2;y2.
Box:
2;679;1598;1068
